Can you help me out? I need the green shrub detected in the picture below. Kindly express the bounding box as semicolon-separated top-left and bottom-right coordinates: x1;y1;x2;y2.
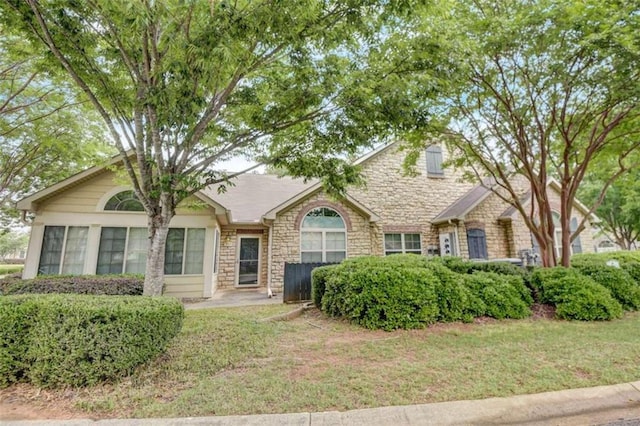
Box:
462;272;531;320
0;264;23;275
322;264;439;331
311;265;339;308
0;294;183;388
0;274;143;296
553;276;623;321
0;295;38;387
530;267;582;304
425;262;481;323
572;251;640;284
439;256;474;274
572;264;640;311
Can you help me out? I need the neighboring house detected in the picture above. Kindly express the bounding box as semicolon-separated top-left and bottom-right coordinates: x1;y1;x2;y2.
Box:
17;142;597;298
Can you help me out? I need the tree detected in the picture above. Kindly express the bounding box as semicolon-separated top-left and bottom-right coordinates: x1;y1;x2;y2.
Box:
404;0;640;267
580;164;640;251
0;28;109;229
2;0;436;295
0;229;29;260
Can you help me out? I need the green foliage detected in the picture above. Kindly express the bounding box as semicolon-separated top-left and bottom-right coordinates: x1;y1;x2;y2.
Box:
0;294;184;388
571;264;640;311
0;264;23;275
462;272;531;320
530;267;583;304
425;261;483;323
322;264;440;331
572;251;640;284
552;276;623;321
311;264;339;309
0;274;143;296
320;255;533;328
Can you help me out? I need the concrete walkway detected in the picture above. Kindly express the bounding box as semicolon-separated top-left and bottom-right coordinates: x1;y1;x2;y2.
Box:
184;288;284;310
3;382;640;425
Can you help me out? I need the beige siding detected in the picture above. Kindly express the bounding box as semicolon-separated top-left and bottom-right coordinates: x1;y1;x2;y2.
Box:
165;276;206;298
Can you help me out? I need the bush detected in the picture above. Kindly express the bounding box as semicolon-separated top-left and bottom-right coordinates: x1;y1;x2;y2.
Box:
462;272;531;320
311;265;339;308
0;274;143;296
553;276;623;321
425;262;482;323
572;251;640;285
322;264;440;331
572;264;640;311
0;294;183;388
0;264;24;275
530;267;582;304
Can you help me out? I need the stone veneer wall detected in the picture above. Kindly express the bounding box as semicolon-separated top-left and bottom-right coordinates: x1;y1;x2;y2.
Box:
348;144;476;256
462;194;513;259
270;192;372;292
217;227;269;289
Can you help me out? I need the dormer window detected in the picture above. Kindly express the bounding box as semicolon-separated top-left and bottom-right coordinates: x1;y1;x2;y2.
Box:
426;144;444;176
104;190;144;211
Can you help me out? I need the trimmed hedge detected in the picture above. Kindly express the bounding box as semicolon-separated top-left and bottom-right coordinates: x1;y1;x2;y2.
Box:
572;264;640;311
311;264;339;308
572;251;640;284
0;274;144;296
322;264;440;331
0;294;183;388
552;276;623;321
462;272;531;320
530;267;583;304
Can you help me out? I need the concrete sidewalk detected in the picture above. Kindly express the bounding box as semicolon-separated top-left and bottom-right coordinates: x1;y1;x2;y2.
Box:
3;381;640;425
184;289;283;310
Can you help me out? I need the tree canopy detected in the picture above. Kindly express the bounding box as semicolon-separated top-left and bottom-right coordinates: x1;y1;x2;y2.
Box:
0;27;109;230
401;0;640;266
2;0;438;294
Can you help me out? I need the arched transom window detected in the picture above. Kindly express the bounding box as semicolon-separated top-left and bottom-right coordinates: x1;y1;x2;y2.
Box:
300;207;346;263
104;190;144;212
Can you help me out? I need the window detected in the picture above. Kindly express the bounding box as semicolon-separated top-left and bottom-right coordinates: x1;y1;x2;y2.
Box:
551;213;583;257
426;144;444;176
466;228;488;259
104;190;144;211
38;226;89;275
300;207;346;263
96;227;205;275
384;233;422;255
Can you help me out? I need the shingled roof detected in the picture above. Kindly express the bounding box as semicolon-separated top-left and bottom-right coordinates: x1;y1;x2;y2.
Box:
202;174;315;224
431;178;496;225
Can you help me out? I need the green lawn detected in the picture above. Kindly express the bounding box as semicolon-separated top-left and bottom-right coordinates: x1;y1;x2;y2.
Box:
0;264;23;275
5;305;640;419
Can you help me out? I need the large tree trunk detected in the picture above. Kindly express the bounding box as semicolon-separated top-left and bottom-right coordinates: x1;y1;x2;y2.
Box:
143;211;172;296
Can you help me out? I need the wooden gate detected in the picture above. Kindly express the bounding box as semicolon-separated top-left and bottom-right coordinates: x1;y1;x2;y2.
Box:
283;262;330;303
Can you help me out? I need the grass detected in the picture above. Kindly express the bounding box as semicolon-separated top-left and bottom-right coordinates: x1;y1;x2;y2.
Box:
0;264;23;275
3;305;640;419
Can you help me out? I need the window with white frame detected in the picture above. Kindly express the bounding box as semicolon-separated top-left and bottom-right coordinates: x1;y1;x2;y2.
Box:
38;226;89;275
552;213;582;257
300;207;346;263
384;233;422;255
96;227;205;275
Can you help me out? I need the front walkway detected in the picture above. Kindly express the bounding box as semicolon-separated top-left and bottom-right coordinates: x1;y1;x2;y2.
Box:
184;288;284;310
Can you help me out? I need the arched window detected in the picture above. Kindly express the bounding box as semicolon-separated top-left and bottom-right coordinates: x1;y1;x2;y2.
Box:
466;228;488;259
104;190;144;211
300;207;346;263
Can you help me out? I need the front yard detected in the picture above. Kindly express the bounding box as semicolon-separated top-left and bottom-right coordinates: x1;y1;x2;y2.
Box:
2;304;640;420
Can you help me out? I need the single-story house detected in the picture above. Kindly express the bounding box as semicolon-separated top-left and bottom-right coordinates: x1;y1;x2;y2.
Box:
17;142;597;298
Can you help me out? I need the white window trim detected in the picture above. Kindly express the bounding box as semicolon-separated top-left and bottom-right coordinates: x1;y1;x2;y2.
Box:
96;186;145;213
165;228;206;276
300;228;348;263
383;233;422;256
38;225;89;275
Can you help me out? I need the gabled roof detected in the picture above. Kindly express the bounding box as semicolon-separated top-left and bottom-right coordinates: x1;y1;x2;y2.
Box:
499;178;599;222
16;152;229;217
431;178;495;224
17;153;129;211
202;174;315;224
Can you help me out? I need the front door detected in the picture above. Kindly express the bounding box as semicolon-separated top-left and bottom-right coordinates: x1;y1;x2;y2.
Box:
237;236;260;286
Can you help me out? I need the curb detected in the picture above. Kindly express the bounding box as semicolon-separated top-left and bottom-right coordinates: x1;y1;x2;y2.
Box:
257;302;315;323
